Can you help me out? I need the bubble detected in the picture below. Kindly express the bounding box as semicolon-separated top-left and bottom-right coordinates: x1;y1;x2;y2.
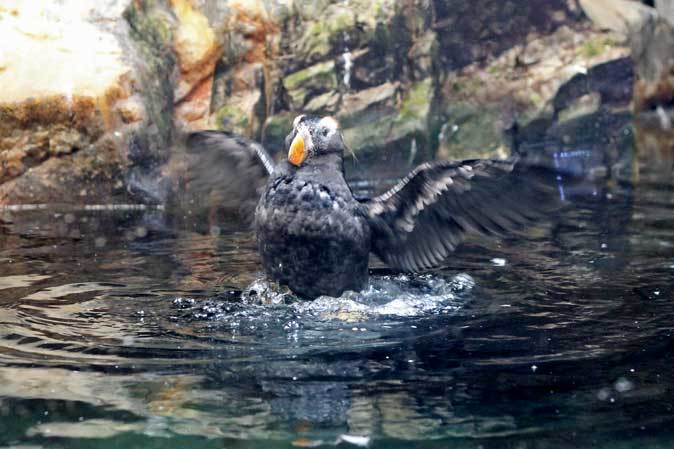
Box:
614;377;634;393
597;388;611;401
134;226;148;238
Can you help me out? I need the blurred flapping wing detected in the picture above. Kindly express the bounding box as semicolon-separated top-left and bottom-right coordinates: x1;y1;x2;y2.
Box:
183;131;275;225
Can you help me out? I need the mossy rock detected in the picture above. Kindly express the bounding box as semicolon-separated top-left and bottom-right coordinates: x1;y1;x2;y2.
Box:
305;91;341;114
393;78;432;135
342;78;433;159
294;4;359;63
214;104;250;135
262;112;295;154
337;81;398;128
283;60;337;110
438;102;508;160
123;1;176;165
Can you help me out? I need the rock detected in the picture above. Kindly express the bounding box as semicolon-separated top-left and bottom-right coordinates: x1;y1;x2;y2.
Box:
556;93;603;123
0;0;644;206
437;103;509;160
579;0;653;36
433;0;581;71
437;23;630;160
342;78;434;159
578;0;674;115
289;0;398;69
123;1;179;201
338;82;399;127
553;57;634;119
305;91;341;114
171;0;222;129
0;0;145;204
210;0;286;135
0;138;127;205
283;60;338;110
212;63;266;136
657;0;674;26
630;9;674;112
261;112;295;154
348;48;395;89
634;113;674;172
293;3;357;65
408;30;438;80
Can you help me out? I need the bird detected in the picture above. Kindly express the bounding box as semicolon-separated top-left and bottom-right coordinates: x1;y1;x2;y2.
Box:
186;114;558;299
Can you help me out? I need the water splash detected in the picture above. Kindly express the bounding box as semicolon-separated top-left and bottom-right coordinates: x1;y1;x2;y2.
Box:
437;122;449;144
173;273;474;330
408;138;418;166
342;49;353;90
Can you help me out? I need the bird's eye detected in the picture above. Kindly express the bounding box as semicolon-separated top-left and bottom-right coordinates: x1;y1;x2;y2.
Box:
322;128;329;137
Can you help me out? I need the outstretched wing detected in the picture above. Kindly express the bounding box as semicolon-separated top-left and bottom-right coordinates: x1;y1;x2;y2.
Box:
365;158;557;271
181;131;276;226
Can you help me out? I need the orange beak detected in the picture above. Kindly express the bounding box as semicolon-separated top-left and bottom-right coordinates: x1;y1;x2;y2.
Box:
288;134;306;166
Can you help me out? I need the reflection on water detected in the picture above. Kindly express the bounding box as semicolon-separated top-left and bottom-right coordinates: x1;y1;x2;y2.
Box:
1;136;674;448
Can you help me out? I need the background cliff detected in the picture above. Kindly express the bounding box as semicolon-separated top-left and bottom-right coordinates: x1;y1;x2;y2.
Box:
0;0;671;205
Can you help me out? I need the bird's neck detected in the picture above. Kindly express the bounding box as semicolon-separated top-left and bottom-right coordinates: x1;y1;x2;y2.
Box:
302;153;344;176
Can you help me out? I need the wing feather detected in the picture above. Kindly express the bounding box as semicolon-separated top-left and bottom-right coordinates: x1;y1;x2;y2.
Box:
366;157;558;271
181;131;276;226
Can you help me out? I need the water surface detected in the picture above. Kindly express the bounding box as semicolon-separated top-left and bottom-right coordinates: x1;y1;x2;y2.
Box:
1;138;673;448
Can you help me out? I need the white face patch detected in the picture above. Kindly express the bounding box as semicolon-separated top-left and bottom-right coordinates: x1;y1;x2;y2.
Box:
318;116;339;136
293;114;306;128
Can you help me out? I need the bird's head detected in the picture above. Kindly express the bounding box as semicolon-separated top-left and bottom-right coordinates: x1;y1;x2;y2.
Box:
285;115;346;167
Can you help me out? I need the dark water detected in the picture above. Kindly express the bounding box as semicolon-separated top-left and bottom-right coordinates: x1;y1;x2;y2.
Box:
1;137;673;449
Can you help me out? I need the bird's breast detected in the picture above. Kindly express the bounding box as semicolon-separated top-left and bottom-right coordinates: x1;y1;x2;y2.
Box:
255;176;369;242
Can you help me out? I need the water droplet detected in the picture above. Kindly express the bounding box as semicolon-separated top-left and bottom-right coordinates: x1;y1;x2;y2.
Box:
341;50;353;89
337;435;370;447
491;258;507;267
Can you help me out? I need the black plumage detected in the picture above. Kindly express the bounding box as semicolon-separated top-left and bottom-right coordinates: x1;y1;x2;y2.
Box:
187;115;557;299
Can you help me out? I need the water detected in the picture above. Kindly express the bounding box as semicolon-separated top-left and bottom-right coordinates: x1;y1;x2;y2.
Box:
1;139;674;448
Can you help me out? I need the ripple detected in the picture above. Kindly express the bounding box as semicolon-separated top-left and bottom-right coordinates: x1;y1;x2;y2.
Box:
1;156;674;447
0;275;51;290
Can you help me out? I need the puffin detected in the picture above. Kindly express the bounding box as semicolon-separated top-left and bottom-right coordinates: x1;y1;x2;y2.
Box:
187;115;555;299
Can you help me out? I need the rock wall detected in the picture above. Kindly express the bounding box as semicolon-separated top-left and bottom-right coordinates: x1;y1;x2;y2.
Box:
631;0;674;112
0;1;143;203
578;0;674;116
0;0;640;205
